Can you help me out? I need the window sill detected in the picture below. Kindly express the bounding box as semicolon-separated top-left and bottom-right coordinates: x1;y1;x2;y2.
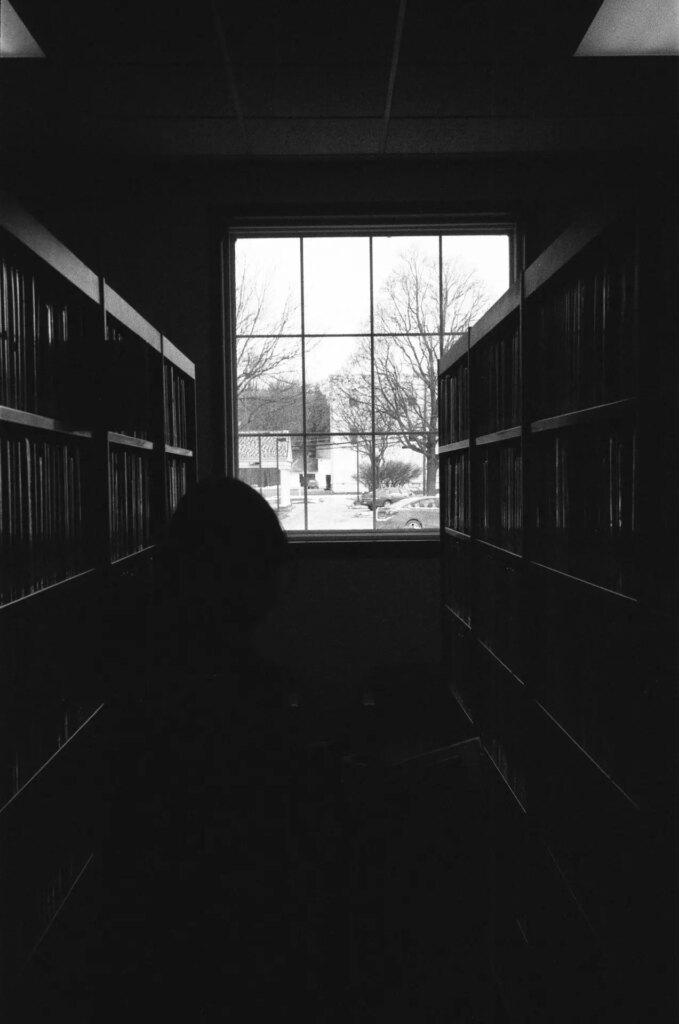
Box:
285;531;442;552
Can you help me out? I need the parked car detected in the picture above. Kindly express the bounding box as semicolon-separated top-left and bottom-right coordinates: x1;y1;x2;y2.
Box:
360;487;410;510
377;494;440;530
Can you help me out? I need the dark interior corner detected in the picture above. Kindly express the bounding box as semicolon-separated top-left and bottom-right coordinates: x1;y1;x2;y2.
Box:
1;0;678;1020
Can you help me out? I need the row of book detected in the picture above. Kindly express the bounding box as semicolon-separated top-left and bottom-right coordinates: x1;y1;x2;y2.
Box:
0;701;98;812
475;442;523;553
483;729;528;813
8;849;89;979
532;712;644;947
529;574;641;801
445;540;641;802
532;424;636;593
0;432;89;605
1;242;92;420
166;455;189;517
108;448;151;561
442;533;471;623
438;362;469;445
478;652;529;810
164;362;192;448
107;317;156;440
493;824;608;1019
442;451;469;533
528;234;636;419
474;550;524;677
473;322;521;436
446;622;474;723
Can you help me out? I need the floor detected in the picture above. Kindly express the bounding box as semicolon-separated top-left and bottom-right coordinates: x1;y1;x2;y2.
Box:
5;688;491;1022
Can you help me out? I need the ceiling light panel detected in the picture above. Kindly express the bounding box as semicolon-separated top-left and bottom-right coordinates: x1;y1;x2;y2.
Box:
0;0;44;57
576;0;679;56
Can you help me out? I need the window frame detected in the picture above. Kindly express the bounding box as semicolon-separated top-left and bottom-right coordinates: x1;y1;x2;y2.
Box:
221;207;520;543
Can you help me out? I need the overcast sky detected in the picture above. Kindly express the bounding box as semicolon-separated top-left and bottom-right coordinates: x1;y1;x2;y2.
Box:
235;232;510;382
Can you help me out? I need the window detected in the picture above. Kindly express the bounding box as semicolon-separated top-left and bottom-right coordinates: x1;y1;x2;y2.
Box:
227;225;512;535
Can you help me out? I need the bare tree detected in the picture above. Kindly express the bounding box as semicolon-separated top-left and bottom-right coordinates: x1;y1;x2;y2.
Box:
329;371;392;489
235;257;299;429
334;248;490;494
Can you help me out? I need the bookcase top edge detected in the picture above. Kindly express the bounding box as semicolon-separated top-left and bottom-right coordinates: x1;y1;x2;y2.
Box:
104;284;162;352
523;204;626;300
0;192;100;304
469;278;521;347
162;336;195;378
438;342;467;376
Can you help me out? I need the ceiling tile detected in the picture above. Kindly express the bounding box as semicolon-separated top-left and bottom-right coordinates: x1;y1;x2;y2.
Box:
234;64;388;118
217;0;397;66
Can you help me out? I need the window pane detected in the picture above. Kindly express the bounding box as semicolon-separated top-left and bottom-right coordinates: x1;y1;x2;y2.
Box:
238;432;295;528
302;237;370;335
305;335;370;437
372;236;440;336
373;334;439;436
375;433;438;493
235;237;301;336
440;234;510;351
304;435;375;532
375;433;439;532
236;336;302;432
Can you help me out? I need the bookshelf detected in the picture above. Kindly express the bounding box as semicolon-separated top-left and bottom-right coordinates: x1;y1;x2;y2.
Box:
162;336;197;519
439;203;677;1020
0;191;197;991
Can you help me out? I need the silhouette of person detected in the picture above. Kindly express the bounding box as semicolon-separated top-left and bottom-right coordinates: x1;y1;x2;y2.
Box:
99;478;319;1019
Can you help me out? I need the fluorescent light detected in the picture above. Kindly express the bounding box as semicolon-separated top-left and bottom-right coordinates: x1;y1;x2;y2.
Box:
576;0;679;55
0;0;45;58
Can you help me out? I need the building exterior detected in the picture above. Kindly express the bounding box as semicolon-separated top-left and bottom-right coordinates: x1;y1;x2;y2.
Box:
238;433;293;511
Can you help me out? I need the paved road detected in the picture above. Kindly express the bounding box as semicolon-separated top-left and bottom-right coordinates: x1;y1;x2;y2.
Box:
274;493;377;532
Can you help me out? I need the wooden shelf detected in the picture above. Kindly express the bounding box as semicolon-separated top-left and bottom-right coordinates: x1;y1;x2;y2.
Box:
438;438;470;453
443;526;471;541
0;568;98;616
482;745;528;815
475;425;522;447
530;559;638;605
452;694;474;726
444;604;472;630
539;841;600;941
476;537;522;561
478;639;526;688
530;398;635;435
165;444;194;457
24;853;95;970
0;705;105;816
162;335;195;378
104;283;162;352
109;544;156;569
534;700;639;811
107;431;154;450
0;405;93;438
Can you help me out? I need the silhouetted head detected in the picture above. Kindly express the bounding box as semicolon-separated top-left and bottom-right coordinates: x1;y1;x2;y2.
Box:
158;477;288;637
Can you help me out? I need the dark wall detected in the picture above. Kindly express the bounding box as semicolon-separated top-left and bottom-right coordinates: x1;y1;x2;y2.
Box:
250;540;443;725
